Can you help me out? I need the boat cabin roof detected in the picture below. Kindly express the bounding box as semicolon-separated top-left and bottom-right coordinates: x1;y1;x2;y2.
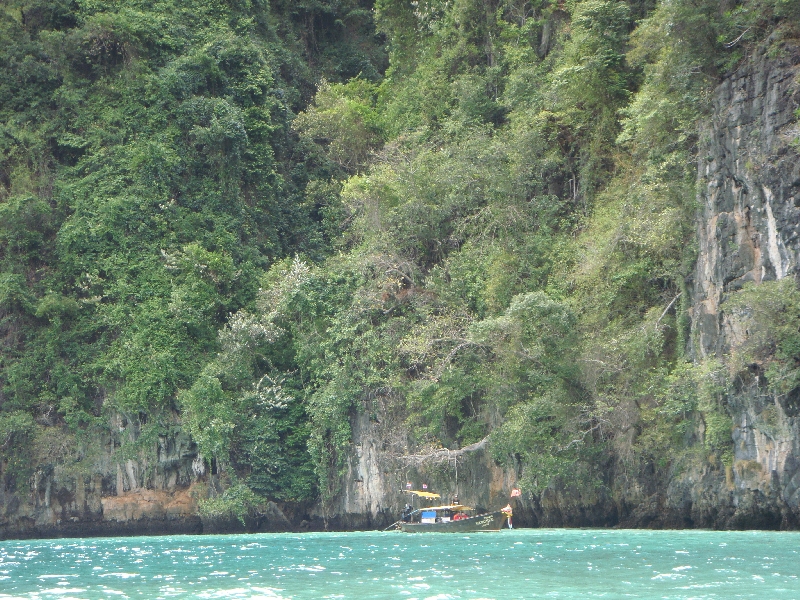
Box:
407;490;440;499
421;505;473;512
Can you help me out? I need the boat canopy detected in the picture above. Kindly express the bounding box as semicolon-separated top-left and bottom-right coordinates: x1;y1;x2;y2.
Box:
421;505;474;512
407;490;440;499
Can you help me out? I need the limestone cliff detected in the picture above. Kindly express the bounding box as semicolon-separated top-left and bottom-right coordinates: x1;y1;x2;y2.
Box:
0;409;303;539
315;39;800;531
692;40;800;358
680;38;800;528
0;412;208;539
2;38;799;542
310;410;518;530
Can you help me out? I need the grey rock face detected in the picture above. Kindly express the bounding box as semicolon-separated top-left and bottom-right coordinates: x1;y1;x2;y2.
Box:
687;40;800;528
312;409;522;530
692;42;800;358
0;415;204;540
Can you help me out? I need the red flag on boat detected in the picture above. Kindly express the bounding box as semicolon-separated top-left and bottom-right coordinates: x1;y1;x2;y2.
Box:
511;488;521;497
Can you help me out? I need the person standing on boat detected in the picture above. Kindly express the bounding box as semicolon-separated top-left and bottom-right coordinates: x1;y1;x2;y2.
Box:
402;504;413;522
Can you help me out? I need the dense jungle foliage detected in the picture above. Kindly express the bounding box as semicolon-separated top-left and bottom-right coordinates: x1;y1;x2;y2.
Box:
1;0;798;519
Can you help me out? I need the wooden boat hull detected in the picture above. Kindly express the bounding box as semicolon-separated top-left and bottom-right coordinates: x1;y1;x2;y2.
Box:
399;511;507;532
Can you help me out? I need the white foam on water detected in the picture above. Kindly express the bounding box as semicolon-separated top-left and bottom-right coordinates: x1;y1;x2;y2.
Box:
195;587;288;599
36;587;87;595
651;573;683;580
5;528;800;598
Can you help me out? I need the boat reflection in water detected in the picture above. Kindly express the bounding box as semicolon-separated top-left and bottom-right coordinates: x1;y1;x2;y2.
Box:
391;490;511;532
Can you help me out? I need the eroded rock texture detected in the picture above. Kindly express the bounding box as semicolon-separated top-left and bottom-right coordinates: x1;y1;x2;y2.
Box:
313;409;518;531
693;41;800;357
687;39;800;528
0;417;203;539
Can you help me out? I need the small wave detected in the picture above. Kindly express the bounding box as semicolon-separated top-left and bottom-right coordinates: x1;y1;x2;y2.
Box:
196;587;288;599
652;573;684;580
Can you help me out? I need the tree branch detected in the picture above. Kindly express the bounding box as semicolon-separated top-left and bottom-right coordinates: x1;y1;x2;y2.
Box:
396;436;490;466
655;292;682;331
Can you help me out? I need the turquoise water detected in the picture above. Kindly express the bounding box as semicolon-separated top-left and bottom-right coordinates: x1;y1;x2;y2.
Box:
1;529;799;599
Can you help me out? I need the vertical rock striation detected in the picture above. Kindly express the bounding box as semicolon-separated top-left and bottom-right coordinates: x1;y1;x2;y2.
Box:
0;417;203;539
688;39;800;528
693;41;800;358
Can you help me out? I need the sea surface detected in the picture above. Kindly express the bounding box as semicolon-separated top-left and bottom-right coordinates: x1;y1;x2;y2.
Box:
1;528;799;599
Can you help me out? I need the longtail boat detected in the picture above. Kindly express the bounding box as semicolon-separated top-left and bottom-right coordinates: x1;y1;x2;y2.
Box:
389;491;512;532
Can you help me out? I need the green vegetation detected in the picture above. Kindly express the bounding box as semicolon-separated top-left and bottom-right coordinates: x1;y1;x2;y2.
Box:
728;280;800;399
1;0;798;515
0;0;385;498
